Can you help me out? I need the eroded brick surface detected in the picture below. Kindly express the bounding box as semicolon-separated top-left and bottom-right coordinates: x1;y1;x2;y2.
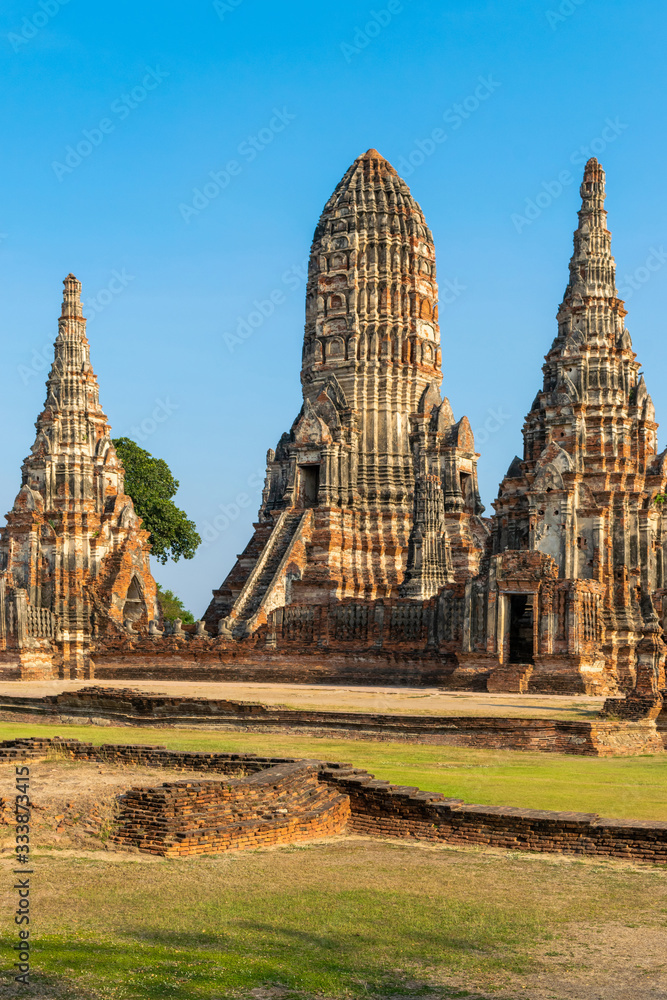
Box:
0;275;158;680
1;737;666;862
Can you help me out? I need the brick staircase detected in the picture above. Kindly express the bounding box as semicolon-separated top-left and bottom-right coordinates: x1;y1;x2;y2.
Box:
487;662;534;693
228;510;305;636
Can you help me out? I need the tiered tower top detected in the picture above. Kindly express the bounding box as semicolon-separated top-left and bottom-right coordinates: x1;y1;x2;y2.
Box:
520;158;657;487
22;273;124;508
301;147;442;400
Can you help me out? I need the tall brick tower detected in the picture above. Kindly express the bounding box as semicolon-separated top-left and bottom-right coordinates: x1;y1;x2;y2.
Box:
205;150;485;636
458;160;667;696
0;274;158;678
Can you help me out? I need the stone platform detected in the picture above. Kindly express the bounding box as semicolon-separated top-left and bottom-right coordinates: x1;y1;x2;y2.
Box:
3;736;667;864
1;685;663;757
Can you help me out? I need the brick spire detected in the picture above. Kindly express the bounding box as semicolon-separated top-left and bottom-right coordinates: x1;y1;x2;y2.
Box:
486;160;667;695
0;275;158;678
24;274;121;507
563;158;617;303
520;159;652;482
204;151;484;629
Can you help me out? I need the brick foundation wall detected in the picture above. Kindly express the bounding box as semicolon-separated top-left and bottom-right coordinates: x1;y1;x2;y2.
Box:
27;738;297;775
112;761;350;856
1;686;663;757
2;738;666;862
319;765;667;864
91;649;460;688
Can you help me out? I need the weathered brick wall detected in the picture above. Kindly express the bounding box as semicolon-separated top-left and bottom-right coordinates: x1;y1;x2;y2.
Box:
3;738;667;863
39;739;293;775
112;761;350;856
319;765;667;863
1;686;663;757
92;646;457;688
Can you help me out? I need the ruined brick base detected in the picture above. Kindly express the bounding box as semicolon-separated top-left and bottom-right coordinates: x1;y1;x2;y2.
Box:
2;686;665;757
3;737;667;864
112;761;350;856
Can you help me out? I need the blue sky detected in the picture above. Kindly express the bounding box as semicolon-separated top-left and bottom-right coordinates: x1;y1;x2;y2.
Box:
1;0;666;615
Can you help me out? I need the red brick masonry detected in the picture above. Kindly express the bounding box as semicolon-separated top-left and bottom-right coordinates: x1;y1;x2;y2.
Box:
2;737;666;863
0;686;663;756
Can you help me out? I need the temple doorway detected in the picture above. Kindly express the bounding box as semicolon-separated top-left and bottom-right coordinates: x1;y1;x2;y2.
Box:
508;594;534;663
123;576;147;623
301;465;320;507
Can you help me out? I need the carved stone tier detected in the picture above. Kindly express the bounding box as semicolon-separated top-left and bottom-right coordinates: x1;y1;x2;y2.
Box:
0;275;158;679
205;149;486;634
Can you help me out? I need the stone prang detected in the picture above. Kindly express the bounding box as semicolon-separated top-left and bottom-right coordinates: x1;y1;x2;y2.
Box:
204;149;485;637
0;274;159;678
459;159;667;699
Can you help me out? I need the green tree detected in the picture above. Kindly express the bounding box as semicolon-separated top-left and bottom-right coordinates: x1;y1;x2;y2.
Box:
113;437;201;564
156;584;195;623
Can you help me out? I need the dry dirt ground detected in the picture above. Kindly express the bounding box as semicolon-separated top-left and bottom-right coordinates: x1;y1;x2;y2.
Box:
1;755;663;1000
0;679;605;720
0;756;227;851
0;839;665;1000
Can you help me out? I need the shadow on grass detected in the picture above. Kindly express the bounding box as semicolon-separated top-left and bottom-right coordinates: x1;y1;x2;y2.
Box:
2;919;536;1000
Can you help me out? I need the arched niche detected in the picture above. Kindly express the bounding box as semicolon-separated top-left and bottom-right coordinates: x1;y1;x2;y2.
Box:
123;576;147;623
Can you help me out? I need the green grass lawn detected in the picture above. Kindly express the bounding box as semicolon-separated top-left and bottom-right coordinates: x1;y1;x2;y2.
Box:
2;719;667;821
1;841;666;999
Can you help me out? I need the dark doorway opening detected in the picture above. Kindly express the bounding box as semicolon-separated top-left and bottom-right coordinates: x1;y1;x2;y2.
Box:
301;465;320;507
123;576;147;623
459;472;473;508
508;594;534;663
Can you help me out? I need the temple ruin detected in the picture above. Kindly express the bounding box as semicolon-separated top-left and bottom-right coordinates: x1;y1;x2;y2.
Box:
204;149;487;638
0;274;158;679
2;155;666;711
201;152;667;704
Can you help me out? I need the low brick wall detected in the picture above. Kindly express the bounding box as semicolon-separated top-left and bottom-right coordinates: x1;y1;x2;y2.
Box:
0;686;663;757
3;738;666;863
11;737;299;775
113;761;350;856
319;765;667;863
92;650;463;688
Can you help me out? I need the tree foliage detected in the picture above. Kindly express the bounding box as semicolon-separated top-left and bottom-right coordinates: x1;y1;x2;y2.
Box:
156;584;195;624
113;437;201;564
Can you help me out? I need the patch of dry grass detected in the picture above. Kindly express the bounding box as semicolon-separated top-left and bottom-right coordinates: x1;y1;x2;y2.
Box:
0;840;666;998
1;719;667;820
